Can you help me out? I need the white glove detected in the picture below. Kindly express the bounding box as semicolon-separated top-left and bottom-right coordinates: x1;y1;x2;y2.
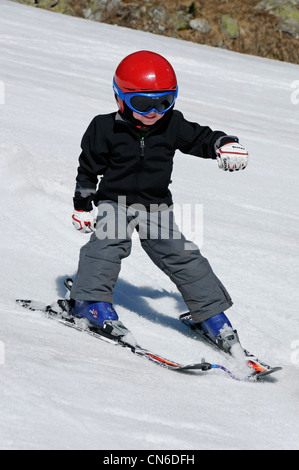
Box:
216;142;249;171
72;210;96;233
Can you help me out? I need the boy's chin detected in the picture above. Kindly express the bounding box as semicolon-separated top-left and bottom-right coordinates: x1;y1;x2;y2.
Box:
133;112;163;126
141;117;159;125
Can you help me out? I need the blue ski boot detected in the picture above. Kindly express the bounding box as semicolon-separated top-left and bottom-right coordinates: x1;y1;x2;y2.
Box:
72;300;119;328
200;313;273;375
200;312;241;353
71;300;137;347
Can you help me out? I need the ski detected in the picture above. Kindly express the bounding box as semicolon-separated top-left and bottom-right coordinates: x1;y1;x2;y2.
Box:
15;298;216;373
180;312;282;379
15;278;281;381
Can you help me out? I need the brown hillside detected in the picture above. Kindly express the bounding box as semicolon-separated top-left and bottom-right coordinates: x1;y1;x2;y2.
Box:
14;0;299;64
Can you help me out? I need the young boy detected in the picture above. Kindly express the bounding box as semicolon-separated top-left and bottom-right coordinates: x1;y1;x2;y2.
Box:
70;51;249;353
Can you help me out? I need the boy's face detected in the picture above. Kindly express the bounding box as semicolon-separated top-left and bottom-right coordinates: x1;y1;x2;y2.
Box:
133;111;163;126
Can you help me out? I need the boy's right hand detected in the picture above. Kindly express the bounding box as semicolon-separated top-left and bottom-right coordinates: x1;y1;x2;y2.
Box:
72;210;96;233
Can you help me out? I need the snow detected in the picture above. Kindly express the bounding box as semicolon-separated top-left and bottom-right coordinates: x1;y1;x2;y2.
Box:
1;0;299;450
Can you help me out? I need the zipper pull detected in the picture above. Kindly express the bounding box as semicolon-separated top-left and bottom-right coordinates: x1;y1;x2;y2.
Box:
140;137;145;158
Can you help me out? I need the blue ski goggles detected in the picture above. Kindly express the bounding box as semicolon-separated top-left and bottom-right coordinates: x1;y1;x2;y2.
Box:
113;79;178;115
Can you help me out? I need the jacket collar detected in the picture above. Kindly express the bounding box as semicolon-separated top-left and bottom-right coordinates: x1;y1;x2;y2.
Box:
114;110;173;136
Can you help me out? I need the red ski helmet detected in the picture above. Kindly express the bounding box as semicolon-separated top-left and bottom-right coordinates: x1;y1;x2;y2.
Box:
113;51;178;113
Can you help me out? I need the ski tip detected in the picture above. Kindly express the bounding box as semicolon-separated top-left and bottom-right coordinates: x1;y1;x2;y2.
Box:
254;366;283;380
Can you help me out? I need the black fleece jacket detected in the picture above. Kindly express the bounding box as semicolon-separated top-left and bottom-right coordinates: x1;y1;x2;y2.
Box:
73;109;229;211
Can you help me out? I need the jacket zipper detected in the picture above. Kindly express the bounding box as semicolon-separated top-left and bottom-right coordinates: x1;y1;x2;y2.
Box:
132;136;145;202
140;136;145;158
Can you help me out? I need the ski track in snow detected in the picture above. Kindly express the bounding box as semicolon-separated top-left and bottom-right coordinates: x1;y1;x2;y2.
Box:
0;0;299;450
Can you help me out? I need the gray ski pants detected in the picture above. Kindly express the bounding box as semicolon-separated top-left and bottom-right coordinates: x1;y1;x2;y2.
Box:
70;201;232;323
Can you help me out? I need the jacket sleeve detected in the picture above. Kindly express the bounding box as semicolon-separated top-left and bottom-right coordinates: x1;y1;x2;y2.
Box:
174;111;228;159
73;117;109;211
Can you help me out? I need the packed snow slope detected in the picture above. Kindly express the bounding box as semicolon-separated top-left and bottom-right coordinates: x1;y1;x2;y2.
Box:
1;0;299;450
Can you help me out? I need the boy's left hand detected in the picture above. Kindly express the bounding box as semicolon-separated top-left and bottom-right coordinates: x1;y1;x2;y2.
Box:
216;142;249;171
